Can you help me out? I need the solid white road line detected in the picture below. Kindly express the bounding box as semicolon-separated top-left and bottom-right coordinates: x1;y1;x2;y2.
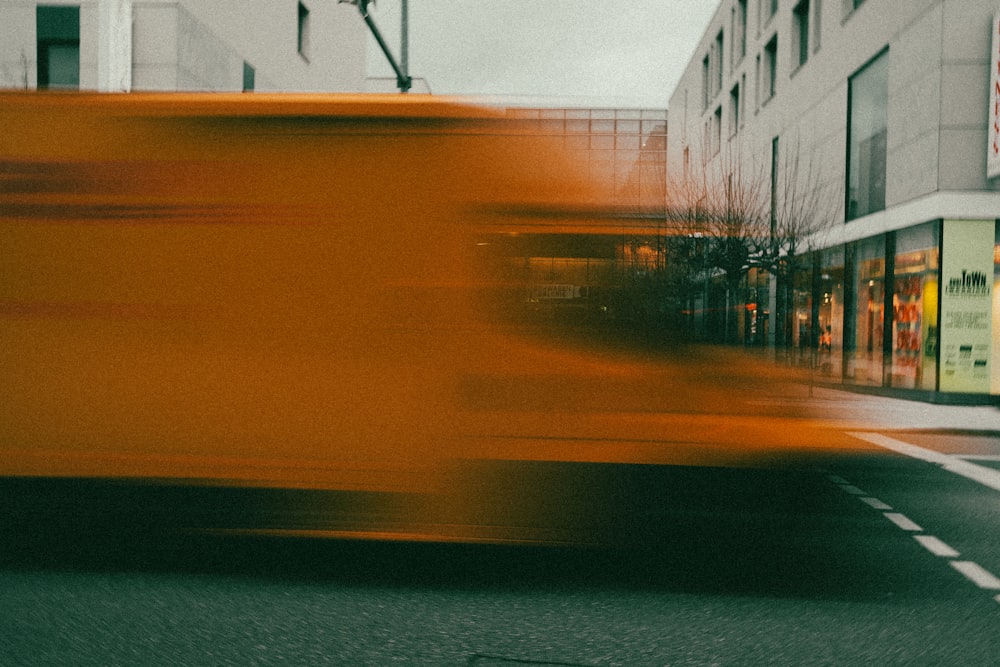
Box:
848;432;1000;493
950;561;1000;590
859;497;893;510
883;512;923;531
913;535;960;558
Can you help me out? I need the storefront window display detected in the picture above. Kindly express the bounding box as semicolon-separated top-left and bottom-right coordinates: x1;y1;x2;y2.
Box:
792;264;813;359
743;267;770;346
848;235;885;386
890;223;938;390
817;247;845;378
993;222;1000;394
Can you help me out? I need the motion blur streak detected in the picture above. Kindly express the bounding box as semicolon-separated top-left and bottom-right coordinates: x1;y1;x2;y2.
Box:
1;93;871;547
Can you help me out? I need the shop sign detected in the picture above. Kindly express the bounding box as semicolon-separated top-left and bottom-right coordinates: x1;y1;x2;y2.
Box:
989;13;1000;179
940;220;993;393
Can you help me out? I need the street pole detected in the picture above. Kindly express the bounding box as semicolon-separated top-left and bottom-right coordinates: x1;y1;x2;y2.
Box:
400;0;408;85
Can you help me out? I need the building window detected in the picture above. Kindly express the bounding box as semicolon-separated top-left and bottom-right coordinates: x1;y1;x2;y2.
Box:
846;49;888;221
243;62;255;92
764;0;779;26
793;0;810;70
813;0;823;53
36;5;80;89
763;36;778;101
754;53;761;111
770;135;779;233
734;0;747;66
715;30;724;94
729;83;740;137
713;106;722;155
297;2;311;60
842;0;866;17
702;54;711;109
741;72;747;120
702;30;725;109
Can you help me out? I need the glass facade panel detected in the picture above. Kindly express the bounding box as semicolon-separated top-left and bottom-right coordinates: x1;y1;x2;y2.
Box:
890;223;939;390
36;5;80;90
846;50;888;220
817;247;845;378
744;268;770;347
590;134;615;151
993;222;1000;393
848;235;885;385
792;263;813;354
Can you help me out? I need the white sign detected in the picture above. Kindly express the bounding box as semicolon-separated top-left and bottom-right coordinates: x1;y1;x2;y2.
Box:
940;220;994;393
988;14;1000;178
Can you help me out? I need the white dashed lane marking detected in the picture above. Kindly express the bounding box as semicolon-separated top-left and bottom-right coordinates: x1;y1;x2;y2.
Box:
827;471;1000;604
883;512;922;532
859;497;892;510
950;562;1000;590
913;535;960;558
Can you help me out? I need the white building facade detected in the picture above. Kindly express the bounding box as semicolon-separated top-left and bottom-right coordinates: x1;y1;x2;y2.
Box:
668;0;1000;401
0;0;366;92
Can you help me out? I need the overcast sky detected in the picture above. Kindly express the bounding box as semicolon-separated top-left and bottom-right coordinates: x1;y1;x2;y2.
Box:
360;1;718;108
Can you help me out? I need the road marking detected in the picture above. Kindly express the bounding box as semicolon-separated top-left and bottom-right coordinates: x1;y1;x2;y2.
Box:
839;485;867;495
859;497;892;510
848;432;1000;493
829;472;1000;604
950;561;1000;590
884;512;922;531
913;535;960;558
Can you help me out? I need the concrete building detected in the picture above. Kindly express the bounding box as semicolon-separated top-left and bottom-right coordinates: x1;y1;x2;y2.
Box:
0;0;366;92
668;0;1000;401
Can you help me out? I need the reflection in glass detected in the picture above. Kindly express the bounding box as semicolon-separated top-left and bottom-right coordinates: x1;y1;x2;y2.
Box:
846;50;888;221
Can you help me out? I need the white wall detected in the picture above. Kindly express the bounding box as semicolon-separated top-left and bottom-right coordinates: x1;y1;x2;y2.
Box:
0;0;366;92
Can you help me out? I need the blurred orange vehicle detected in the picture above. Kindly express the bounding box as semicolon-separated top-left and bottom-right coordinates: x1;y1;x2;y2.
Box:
0;92;853;547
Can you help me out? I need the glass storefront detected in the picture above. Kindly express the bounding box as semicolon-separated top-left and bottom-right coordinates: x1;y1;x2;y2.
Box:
848;235;885;386
993;222;1000;394
743;267;770;346
817;247;845;378
783;220;996;396
889;223;938;390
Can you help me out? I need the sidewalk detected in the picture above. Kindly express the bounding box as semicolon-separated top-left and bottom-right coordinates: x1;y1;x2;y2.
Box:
805;385;1000;434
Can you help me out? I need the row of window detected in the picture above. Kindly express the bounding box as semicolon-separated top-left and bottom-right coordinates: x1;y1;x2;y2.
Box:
696;0;880;223
32;2;317;91
702;0;869;116
701;0;822;114
688;43;887;227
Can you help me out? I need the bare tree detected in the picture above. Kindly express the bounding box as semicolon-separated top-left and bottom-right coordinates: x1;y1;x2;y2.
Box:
694;140;771;343
762;132;842;351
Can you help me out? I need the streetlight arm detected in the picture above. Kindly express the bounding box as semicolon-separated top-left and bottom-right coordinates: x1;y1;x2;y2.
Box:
340;0;412;93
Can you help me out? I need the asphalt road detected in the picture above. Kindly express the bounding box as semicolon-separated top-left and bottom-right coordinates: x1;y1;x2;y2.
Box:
3;427;1000;666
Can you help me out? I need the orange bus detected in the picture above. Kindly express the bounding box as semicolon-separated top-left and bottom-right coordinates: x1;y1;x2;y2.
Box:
0;92;847;547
